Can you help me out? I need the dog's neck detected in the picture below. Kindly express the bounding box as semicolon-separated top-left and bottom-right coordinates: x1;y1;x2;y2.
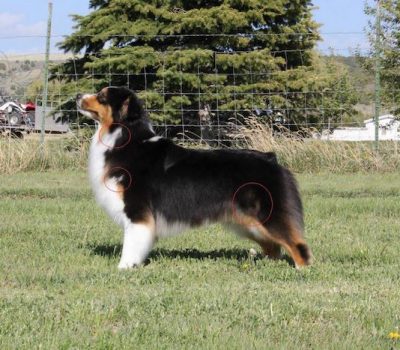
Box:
129;118;156;142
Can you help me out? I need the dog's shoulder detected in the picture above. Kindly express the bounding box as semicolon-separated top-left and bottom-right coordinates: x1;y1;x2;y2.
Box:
141;137;189;171
163;141;189;171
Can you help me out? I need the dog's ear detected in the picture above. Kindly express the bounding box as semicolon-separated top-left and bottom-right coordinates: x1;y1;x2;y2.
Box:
111;100;127;122
126;93;146;121
119;97;130;119
107;87;135;122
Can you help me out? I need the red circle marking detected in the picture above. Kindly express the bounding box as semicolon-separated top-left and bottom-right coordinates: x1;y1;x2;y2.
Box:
98;123;132;149
231;182;274;226
103;166;133;193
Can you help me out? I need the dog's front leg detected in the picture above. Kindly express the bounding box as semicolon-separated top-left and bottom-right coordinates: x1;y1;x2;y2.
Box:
118;222;155;269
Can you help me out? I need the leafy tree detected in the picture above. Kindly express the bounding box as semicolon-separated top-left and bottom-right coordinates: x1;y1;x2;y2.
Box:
364;0;400;115
26;79;63;104
54;0;357;133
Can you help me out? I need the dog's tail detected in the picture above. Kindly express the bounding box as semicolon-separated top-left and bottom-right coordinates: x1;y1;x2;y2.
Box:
276;167;312;266
281;168;304;232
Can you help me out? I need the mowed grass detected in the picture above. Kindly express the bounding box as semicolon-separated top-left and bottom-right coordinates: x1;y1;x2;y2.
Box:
0;171;399;349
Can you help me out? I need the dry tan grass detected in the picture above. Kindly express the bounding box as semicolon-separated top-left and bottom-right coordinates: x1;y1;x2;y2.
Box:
1;121;399;174
236;118;400;173
0;137;88;174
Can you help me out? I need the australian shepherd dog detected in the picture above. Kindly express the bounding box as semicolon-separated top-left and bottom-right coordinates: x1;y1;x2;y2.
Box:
76;87;312;269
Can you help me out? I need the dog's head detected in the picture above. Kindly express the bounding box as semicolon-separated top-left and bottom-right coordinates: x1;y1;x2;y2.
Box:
76;86;145;126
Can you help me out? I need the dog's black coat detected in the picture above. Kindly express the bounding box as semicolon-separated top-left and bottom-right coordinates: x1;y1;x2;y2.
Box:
80;86;311;267
104;87;303;233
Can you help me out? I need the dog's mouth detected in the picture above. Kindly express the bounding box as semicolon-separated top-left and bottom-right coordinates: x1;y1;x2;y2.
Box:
78;107;99;120
76;95;100;120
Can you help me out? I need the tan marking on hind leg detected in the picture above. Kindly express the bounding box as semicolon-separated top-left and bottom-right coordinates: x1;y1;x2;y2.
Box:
233;214;312;268
231;214;282;260
278;240;311;269
272;222;313;268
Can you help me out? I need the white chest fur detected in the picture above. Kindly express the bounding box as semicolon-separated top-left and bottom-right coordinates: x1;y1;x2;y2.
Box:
88;127;190;239
88;127;128;228
88;127;155;269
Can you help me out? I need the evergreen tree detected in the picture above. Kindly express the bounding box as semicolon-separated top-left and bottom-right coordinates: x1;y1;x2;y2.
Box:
54;0;357;133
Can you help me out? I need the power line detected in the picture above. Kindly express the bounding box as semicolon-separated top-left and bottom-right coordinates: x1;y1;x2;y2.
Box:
0;31;368;40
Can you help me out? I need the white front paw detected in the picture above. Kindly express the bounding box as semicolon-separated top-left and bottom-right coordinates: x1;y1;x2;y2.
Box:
118;258;142;270
118;261;134;270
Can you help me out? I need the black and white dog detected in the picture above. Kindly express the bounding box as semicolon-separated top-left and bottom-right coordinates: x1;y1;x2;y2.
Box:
77;87;312;269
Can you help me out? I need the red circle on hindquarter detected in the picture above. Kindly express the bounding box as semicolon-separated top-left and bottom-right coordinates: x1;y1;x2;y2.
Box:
231;182;274;226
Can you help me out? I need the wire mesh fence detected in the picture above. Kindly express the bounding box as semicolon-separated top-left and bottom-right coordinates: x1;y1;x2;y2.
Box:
0;32;398;146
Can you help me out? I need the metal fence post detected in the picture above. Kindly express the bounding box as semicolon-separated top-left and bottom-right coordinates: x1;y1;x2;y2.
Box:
374;0;381;151
40;1;53;146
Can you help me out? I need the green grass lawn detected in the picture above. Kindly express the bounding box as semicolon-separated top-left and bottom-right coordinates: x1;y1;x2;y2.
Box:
0;171;399;349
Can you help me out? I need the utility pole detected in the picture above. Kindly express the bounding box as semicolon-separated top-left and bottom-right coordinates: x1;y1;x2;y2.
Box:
41;1;53;146
374;0;381;151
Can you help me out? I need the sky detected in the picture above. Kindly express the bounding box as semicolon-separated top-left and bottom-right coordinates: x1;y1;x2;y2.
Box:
0;0;373;56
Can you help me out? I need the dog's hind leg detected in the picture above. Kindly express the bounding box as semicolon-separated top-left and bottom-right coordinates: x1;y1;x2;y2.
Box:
257;240;282;260
272;169;312;267
266;219;313;268
231;214;312;268
228;214;282;260
118;217;155;269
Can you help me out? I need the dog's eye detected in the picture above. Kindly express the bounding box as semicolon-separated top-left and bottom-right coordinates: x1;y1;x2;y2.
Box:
97;93;107;104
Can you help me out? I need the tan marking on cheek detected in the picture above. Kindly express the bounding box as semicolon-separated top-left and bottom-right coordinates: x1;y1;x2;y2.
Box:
101;105;113;128
81;95;113;127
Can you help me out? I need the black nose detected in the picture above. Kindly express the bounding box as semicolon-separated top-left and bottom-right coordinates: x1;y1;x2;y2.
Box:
76;93;83;101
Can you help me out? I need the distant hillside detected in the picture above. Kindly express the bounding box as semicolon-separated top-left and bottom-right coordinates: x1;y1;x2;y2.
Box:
0;58;43;101
0;53;71;102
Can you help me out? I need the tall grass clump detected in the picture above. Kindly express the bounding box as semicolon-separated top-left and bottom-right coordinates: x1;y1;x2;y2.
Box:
237;118;400;173
1;120;399;174
0;136;89;174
